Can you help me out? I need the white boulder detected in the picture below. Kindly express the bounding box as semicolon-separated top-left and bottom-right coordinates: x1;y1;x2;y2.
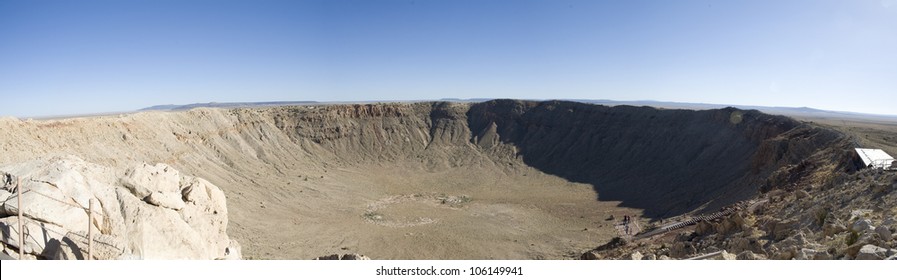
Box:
0;156;239;260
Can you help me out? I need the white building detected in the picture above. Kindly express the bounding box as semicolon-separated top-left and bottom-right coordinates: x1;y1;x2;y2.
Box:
855;148;896;170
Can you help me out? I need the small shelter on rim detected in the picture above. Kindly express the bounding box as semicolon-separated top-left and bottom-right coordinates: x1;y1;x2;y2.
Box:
855;148;896;170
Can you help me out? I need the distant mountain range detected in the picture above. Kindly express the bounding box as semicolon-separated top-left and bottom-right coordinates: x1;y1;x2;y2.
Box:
139;101;318;111
138;99;897;123
565;99;897;123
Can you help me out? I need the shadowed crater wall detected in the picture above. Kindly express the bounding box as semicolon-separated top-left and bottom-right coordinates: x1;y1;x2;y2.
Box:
466;100;852;218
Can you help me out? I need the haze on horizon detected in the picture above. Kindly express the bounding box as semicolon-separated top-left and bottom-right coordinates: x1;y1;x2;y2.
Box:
1;0;895;118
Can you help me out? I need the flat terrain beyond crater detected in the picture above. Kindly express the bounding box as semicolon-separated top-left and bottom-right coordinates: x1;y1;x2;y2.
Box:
0;100;855;259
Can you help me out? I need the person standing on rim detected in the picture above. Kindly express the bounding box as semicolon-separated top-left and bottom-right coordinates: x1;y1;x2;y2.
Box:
623;215;630;235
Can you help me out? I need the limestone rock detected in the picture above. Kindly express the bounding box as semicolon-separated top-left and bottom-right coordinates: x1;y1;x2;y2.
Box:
855;245;888;260
120;163;180;198
0;156;238;260
0;216;67;257
145;192;186;210
221;240;242;260
1;170;93;233
630;251;643;260
658;255;672;260
0;216;126;260
0;189;11;205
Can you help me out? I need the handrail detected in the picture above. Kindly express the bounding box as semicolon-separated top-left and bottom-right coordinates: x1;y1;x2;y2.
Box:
633;200;758;240
5;174;121;260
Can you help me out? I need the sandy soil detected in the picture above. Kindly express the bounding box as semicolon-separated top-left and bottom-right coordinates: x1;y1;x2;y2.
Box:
234;164;635;259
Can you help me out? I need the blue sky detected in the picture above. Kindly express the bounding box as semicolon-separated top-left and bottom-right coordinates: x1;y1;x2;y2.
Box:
1;0;895;117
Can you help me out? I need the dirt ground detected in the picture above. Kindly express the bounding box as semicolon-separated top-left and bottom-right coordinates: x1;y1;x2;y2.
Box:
232;164;634;259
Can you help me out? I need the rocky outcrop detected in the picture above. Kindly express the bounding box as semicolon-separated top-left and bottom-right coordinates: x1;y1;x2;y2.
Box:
855;245;890;260
0;156;240;260
314;253;370;260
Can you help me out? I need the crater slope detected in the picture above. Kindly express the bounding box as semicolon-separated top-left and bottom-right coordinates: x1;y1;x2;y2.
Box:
0;100;853;259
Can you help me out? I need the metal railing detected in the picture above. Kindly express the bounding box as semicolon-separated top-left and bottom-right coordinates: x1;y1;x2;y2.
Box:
5;176;120;260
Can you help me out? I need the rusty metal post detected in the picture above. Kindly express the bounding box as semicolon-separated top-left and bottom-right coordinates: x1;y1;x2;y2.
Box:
88;199;94;260
17;177;23;260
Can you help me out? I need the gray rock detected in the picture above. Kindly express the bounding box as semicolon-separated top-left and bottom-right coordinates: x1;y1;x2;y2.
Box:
341;253;370;260
658;255;672;260
875;225;892;241
720;250;737;260
823;217;847;236
796;248;832;260
775;247;797;260
852;219;875;233
796;248;816;260
630;251;643;260
855;245;888;260
670;242;696;258
581;251;600;260
314;254;341;260
846;232;879;258
736;251;765;260
766;218;798;241
314;253;370;260
642;253;656;260
882;217;896;228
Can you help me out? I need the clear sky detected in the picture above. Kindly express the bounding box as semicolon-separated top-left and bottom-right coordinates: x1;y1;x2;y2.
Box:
1;0;895;117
